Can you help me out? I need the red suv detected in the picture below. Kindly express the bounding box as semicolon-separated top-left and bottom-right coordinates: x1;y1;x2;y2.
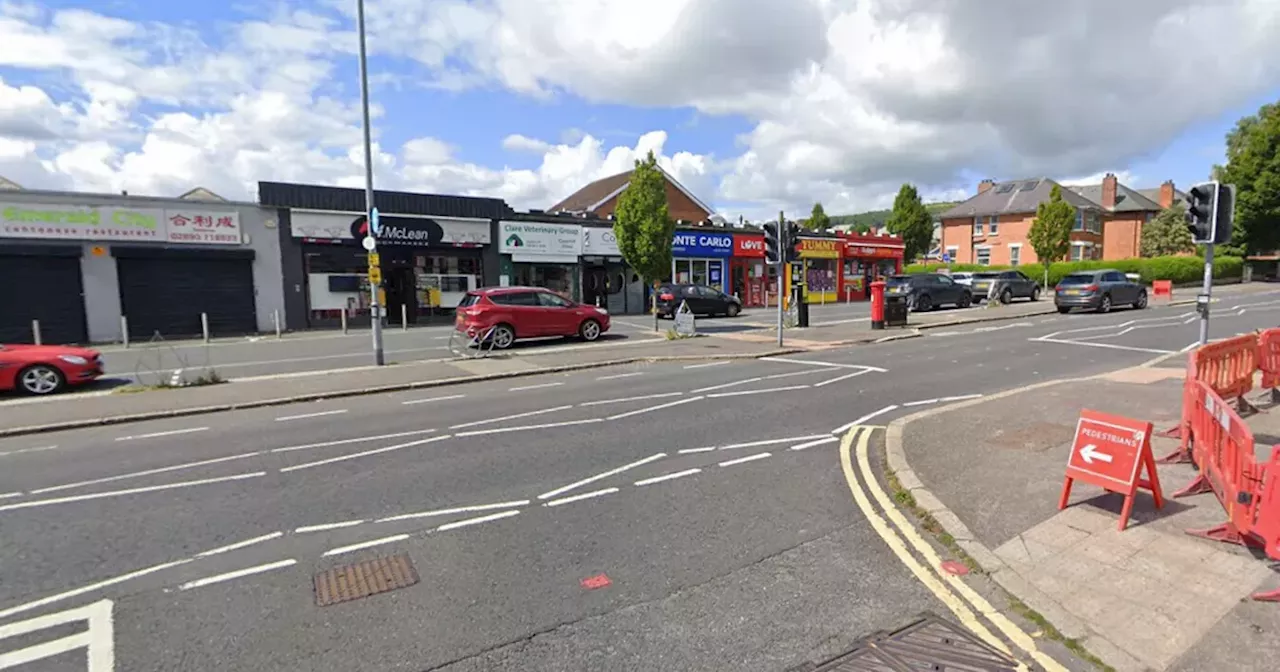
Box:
455;287;611;349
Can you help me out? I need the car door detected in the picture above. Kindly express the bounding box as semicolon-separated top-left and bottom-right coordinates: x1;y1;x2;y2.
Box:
932;274;961;304
535;290;580;335
491;290;543;337
1015;271;1035;296
680;285;706;314
1104;272;1132;302
698;285;727;314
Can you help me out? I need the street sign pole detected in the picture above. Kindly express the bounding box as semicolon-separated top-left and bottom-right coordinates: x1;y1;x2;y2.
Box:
1198;243;1214;346
356;0;384;366
776;210;785;347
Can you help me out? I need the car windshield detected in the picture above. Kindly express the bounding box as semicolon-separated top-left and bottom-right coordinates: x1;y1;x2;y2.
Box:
1059;273;1098;285
886;276;913;286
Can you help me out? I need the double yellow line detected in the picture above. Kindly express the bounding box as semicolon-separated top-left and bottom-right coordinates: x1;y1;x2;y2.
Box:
839;425;1067;672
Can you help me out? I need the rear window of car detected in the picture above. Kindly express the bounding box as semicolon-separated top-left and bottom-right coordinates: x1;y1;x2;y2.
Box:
1060;273;1097;285
886;276;913;286
457;294;481;307
973;272;998;279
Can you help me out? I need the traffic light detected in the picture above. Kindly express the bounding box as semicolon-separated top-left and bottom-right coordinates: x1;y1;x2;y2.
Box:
785;221;802;263
1185;181;1234;245
763;222;780;264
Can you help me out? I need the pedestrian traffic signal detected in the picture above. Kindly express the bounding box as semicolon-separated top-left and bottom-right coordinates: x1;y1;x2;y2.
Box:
763;222;780;264
1185;181;1234;245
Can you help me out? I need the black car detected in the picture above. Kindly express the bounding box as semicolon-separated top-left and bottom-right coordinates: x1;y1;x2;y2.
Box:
972;270;1041;304
885;273;973;311
656;284;743;318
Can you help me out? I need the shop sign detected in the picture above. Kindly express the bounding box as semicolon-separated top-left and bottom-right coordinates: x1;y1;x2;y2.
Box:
291;211;490;246
796;237;841;259
582;226;620;256
499;221;583;257
843;242;904;259
672;231;733;257
0;202;241;245
733;234;766;258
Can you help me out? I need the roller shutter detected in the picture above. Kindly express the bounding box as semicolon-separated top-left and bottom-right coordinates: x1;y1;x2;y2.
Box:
0;247;87;344
115;248;257;339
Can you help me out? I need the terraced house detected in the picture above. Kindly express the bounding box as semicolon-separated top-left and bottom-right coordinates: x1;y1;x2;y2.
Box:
938;173;1185;266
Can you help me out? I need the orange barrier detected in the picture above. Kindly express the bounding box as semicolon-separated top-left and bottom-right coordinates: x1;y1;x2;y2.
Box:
1152;280;1173;299
1159;333;1259;463
1253;447;1280;601
1258;329;1280;402
1181;381;1270;550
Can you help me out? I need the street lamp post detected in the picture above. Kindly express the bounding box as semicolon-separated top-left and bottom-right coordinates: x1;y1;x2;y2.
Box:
356;0;385;365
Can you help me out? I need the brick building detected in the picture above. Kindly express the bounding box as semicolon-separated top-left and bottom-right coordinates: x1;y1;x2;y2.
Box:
549;167;715;224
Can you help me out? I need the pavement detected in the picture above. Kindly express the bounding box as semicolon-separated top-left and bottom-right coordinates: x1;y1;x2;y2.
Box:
3;288;1280;670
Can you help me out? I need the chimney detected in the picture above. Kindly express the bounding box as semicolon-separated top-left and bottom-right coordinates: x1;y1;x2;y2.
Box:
1159;180;1175;209
977;179;995;195
1101;173;1117;209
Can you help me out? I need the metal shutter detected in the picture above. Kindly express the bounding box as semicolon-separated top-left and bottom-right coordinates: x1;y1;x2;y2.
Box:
117;256;257;339
0;252;87;344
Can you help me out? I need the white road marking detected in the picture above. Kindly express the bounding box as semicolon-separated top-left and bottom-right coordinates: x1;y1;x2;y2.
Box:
509;382;564;392
720;434;829;451
813;369;875;388
376;500;532;523
113;426;209;442
606;395;704;420
543;488;618;508
450;405;573;429
537;453;667;500
902;397;941;407
683;361;731;369
0;444;58;458
634;468;701;486
279;435;450;473
454;418;600;437
195;532;284;558
0;492;22;499
938;394;983;403
0;472;265;514
179;559;298;590
0;558;191;620
759;357;888;372
323;534;411;557
761;369;824;380
401;393;467;405
596;372;644;381
578;391;684;406
0;599;114;672
690;377;764;393
718;452;772;467
831;405;900;435
436;509;521;531
270;428;438;454
790;436;839;451
295;520;365;534
1031;336;1173;354
677;446;716;454
29;451;264;495
706;384;809;398
275;409;348;422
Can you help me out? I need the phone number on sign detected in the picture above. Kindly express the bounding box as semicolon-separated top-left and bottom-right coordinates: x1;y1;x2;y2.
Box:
169;232;241;243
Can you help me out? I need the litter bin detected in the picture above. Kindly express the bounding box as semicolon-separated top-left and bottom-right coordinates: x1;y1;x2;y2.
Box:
884;294;908;327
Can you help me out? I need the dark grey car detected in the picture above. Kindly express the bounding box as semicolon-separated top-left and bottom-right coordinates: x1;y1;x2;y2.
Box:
1054;269;1147;314
990;270;1041;304
886;273;973;311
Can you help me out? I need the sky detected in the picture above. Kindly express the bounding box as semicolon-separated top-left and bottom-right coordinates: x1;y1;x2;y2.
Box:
1;0;1278;221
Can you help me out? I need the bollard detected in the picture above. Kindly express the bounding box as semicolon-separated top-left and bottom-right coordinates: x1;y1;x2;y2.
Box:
31;319;42;345
340;309;348;334
120;315;130;348
273;310;282;339
401;304;408;331
201;312;210;343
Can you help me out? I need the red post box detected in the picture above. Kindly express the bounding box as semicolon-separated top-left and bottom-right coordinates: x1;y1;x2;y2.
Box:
870;280;887;330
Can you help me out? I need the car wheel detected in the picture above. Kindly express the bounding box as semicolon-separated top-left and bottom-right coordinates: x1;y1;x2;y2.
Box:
1098;294;1112;313
999;288;1013;305
958;292;972;308
915;294;932;311
1134;291;1148;309
18;364;65;395
1057;306;1071;314
726;303;741;317
579;319;602;342
489;324;516;349
1031;287;1041;301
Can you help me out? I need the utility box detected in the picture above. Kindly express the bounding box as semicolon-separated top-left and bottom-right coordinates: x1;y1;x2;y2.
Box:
884;294;909;327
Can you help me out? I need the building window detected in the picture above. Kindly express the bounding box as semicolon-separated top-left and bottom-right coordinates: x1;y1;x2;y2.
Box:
1073;212;1084;232
973;217;983;236
945;246;958;261
1069;242;1094;261
988;216;998;235
976;247;991;266
1009;244;1021;267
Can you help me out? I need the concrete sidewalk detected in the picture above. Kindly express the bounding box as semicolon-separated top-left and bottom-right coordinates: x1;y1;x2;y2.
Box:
0;337;800;437
887;362;1280;670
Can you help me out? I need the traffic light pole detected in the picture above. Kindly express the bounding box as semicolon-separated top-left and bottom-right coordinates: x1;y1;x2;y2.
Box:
776;210;785;347
1198;244;1214;346
356;0;384;366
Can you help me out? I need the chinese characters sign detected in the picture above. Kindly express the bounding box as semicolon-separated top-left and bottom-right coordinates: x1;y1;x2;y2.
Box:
0;203;242;245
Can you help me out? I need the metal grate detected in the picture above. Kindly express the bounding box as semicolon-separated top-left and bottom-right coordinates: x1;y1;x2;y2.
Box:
811;613;1021;671
313;553;420;607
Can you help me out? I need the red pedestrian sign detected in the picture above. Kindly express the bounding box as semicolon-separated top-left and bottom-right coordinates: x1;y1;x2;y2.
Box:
1058;409;1164;531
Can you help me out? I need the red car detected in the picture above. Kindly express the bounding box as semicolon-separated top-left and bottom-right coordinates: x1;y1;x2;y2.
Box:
0;344;104;395
455;286;610;349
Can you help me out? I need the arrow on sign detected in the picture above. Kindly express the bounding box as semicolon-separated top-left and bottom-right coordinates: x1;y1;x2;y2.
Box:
1079;444;1113;465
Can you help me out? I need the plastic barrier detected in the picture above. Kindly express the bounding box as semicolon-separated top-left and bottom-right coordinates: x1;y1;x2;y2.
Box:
1159;333;1259;463
1252;447;1280;601
1180;380;1268;546
1152;279;1173;299
1258;328;1280;402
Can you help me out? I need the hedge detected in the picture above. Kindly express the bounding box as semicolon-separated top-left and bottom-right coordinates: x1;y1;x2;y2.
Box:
904;255;1243;288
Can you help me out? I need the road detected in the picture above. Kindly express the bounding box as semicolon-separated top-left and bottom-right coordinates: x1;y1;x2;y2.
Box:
3;296;1280;671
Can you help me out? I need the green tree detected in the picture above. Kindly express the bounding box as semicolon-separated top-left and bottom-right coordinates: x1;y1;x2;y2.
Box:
1140;203;1195;257
613;150;676;295
1217;101;1280;255
805;202;831;232
885;183;933;260
1028;184;1076;286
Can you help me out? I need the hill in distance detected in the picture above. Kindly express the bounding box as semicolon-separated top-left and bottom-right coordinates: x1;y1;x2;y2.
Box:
829;201;958;232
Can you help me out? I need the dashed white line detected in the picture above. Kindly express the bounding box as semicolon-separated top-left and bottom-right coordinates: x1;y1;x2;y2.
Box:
295;520;366;534
0;492;23;500
454;418;600;438
275;409;348;422
376;500;531;523
195;532;283;558
401;393;467;405
578;391;684;407
706;384;809;398
937;394;983;404
0;445;58;458
790;436;839;451
179;559;298;590
29;451;264;495
0;472;266;513
543;488;618;508
690;377;763;393
538;453;667;500
450;405;573;429
509;382;564;392
270;428;438;454
323;534;410;557
279;435;449;473
634;468;701;486
677;446;716;454
683;361;731;370
114;427;209;442
0;558;193;620
832;405;900;435
436;509;521;532
720;435;829;451
813;369;875;388
596;372;644;381
606;395;704;420
718;452;772;467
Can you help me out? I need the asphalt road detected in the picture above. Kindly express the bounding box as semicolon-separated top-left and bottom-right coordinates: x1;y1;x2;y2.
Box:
4;295;1280;671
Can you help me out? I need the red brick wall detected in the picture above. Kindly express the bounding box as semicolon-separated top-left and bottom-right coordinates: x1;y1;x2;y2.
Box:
593;181;711;224
1103;214;1144;260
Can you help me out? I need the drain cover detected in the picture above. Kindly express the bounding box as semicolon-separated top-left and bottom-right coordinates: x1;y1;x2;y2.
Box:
810;613;1021;671
313;553;420;607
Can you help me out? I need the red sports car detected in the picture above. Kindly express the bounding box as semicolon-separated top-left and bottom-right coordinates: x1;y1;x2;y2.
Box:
0;344;104;395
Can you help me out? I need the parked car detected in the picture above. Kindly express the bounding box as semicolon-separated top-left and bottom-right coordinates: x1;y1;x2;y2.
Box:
950;272;975;287
1054;270;1148;314
455;286;610;349
0;343;104;395
968;272;1000;300
973;270;1041;304
655;284;742;318
885;273;973;311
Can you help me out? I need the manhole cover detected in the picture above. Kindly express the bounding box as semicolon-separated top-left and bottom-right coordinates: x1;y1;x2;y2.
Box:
810;613;1021;671
314;553;420;607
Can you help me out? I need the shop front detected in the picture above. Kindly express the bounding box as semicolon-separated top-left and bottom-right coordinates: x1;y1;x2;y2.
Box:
790;237;841;304
839;233;905;301
671;230;733;292
580;225;645;314
498;220;583;300
729;233;767;307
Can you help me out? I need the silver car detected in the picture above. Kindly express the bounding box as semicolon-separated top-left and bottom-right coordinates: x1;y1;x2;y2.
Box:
1054;269;1148;313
